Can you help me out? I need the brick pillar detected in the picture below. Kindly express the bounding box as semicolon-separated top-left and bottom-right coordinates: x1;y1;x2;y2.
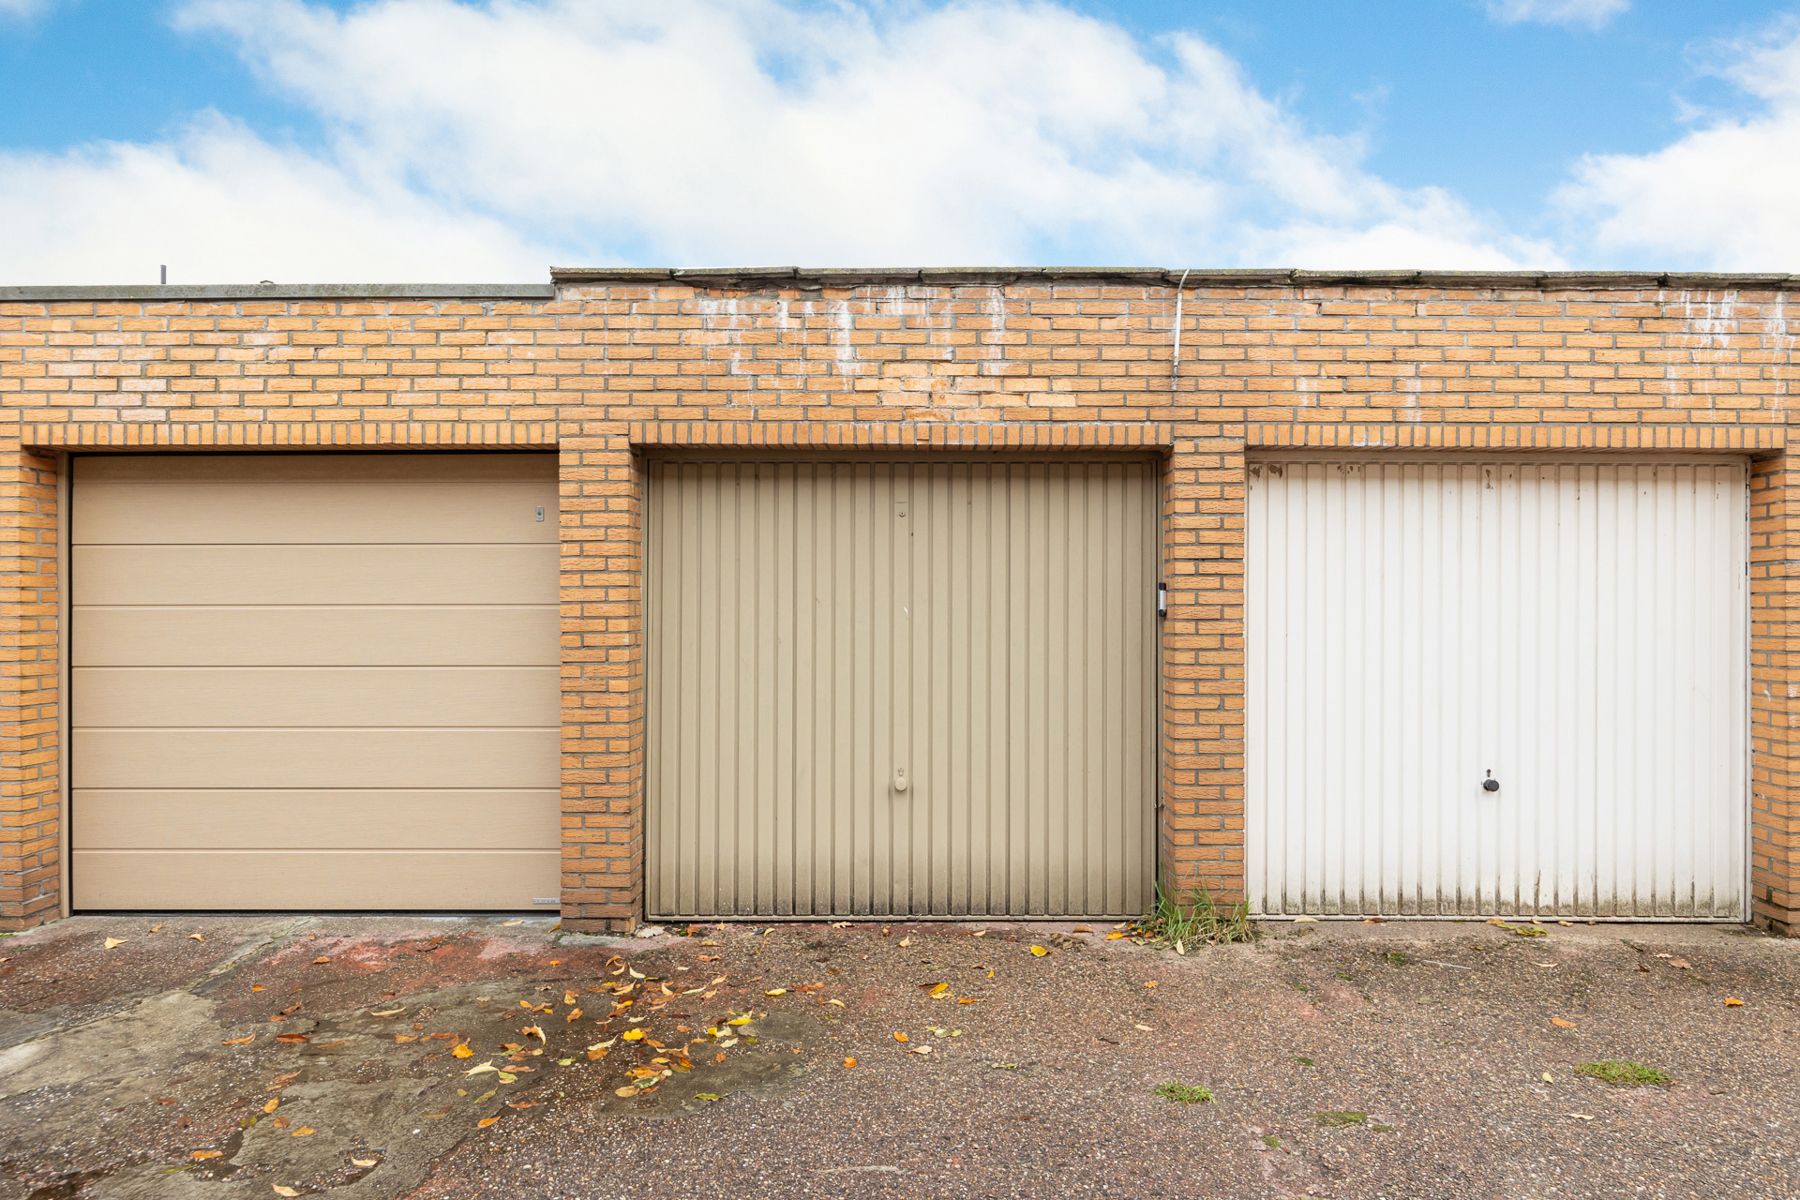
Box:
0;445;61;929
559;435;645;930
1159;434;1247;904
1750;448;1799;933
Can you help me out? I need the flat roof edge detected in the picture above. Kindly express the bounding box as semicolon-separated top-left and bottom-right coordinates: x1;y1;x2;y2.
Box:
551;266;1800;291
0;283;556;301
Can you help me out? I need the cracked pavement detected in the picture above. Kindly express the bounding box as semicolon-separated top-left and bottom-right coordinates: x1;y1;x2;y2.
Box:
0;916;1794;1199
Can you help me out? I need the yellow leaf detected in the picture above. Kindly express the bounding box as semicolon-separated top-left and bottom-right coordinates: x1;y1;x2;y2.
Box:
1550;1017;1577;1029
291;1126;316;1138
726;1015;753;1027
971;929;988;937
190;933;206;943
273;1187;300;1198
928;983;950;997
1724;997;1746;1007
563;991;578;1007
1105;931;1126;941
251;984;264;992
622;1028;647;1041
1143;981;1159;989
104;938;126;950
1542;1072;1555;1083
827;998;847;1007
351;1157;379;1168
956;997;977;1005
190;1150;223;1161
566;1007;583;1022
222;1035;255;1046
394;1034;416;1045
843;1057;857;1069
764;988;787;997
615;1086;639;1098
262;1098;280;1115
477;1116;500;1128
500;919;524;927
893;1031;910;1043
452;1043;475;1059
522;1025;546;1043
898;936;912;947
1028;945;1049;957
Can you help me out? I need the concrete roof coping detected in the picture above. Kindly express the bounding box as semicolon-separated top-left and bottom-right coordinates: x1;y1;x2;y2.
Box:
551;266;1800;291
7;270;1800;301
0;283;556;301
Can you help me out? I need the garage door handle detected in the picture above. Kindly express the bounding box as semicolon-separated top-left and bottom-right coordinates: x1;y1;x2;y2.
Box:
893;767;909;794
1482;771;1500;793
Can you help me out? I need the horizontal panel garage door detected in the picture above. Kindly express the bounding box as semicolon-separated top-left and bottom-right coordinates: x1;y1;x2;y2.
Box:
647;458;1158;918
71;454;560;911
1247;459;1747;919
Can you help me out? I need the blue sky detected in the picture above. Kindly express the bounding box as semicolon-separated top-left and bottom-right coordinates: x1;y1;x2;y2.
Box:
2;0;1799;282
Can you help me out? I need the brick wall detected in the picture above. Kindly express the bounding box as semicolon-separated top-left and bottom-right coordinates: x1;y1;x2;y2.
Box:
2;270;1795;932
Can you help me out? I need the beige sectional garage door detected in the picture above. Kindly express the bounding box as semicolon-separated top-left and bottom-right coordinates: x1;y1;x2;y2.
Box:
71;454;560;911
646;458;1159;918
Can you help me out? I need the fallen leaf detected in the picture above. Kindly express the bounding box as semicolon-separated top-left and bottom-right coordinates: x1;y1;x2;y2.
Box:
500;919;524;927
898;937;912;948
566;1007;583;1022
693;1092;722;1102
893;1031;910;1043
972;929;988;937
1071;925;1093;933
291;1127;316;1138
827;998;847;1008
369;1006;405;1018
452;1043;475;1059
190;933;206;943
311;956;330;966
1104;931;1126;940
190;1150;223;1161
1028;945;1049;957
351;1157;379;1168
274;1033;309;1044
273;1187;300;1198
1293;916;1318;924
764;988;787;997
563;991;578;1007
1541;1072;1555;1083
521;1025;546;1043
843;1057;857;1069
394;1034;416;1045
1134;1023;1153;1032
956;997;977;1005
477;1116;500;1128
1143;981;1159;989
927;982;950;997
1566;1112;1594;1121
614;1086;640;1098
464;1062;498;1077
621;1028;647;1041
829;921;851;928
1724;997;1745;1007
222;1035;255;1046
262;1098;280;1115
908;1044;933;1055
1550;1017;1577;1029
1668;958;1692;970
104;938;126;950
148;923;164;934
251;985;264;992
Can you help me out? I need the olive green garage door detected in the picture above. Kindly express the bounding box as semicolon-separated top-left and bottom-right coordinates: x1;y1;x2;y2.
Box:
70;454;561;911
646;457;1160;919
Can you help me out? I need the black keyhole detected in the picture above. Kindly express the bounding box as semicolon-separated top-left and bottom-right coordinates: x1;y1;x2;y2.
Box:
1482;774;1500;793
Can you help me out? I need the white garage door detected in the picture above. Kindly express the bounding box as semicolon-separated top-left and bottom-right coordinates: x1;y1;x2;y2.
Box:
1247;459;1747;919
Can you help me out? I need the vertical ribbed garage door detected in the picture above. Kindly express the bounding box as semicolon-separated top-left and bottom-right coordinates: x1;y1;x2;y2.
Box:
1247;458;1748;919
71;454;561;911
647;458;1158;918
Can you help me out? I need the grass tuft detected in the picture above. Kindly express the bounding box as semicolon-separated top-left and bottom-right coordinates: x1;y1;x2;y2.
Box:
1313;1111;1367;1127
1132;883;1258;949
1155;1081;1215;1105
1576;1060;1671;1087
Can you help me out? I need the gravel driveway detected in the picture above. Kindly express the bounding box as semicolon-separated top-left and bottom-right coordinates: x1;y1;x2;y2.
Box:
0;916;1793;1199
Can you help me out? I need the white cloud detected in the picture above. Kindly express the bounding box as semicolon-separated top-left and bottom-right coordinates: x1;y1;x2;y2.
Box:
1484;0;1628;29
1555;22;1800;269
0;115;554;283
0;0;1552;281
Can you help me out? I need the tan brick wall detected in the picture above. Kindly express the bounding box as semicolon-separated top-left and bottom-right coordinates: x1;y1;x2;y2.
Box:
2;277;1796;932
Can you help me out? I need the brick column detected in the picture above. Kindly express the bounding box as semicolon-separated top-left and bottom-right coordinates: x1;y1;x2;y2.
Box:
558;434;646;930
0;445;61;929
1750;446;1799;933
1158;432;1247;904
